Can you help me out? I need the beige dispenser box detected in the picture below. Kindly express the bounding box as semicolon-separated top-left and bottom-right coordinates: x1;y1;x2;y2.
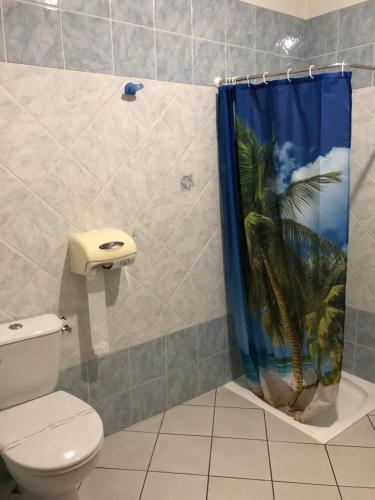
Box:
69;228;137;275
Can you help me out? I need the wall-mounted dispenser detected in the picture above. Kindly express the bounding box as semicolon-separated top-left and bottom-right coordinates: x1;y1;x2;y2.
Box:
69;228;137;275
69;228;137;356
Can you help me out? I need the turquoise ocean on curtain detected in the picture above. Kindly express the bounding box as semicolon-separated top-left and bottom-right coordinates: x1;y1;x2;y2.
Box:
217;73;352;422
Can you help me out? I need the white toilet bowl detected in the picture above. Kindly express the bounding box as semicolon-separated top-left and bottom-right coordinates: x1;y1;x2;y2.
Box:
0;391;103;500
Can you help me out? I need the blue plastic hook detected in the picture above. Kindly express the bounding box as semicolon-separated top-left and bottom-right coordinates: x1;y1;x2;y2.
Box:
124;82;144;96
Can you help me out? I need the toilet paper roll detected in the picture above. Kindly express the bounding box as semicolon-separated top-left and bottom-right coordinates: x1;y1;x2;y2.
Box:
86;269;110;356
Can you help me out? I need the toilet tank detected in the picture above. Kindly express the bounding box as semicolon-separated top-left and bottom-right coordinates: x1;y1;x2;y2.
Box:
0;314;63;409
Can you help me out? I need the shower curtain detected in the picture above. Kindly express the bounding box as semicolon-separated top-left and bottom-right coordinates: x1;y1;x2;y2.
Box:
218;72;351;422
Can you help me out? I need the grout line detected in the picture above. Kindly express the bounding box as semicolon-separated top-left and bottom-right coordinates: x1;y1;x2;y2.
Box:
224;0;227;78
59;8;66;69
205;388;217;499
0;0;7;63
93;463;375;490
368;414;375;431
190;0;195;84
139;409;166;499
153;0;158;80
263;410;275;500
324;445;343;500
109;1;115;75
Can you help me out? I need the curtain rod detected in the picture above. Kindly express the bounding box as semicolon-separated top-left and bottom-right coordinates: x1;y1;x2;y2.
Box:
214;62;375;87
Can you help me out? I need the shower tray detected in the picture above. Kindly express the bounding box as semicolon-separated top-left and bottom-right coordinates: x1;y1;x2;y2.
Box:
225;371;375;444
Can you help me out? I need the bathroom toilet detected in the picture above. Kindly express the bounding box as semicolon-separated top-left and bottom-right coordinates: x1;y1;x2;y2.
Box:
0;315;104;500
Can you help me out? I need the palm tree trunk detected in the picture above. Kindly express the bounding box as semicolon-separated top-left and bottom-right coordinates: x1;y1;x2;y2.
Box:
263;256;304;408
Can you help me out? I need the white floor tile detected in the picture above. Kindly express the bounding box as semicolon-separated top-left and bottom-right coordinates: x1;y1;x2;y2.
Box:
79;468;145;500
183;390;216;406
269;442;336;485
125;413;164;433
340;486;375;499
273;482;341;500
97;431;157;470
150;434;211;475
216;386;259;408
327;446;375;487
329;417;375;447
141;472;207;500
213;407;266;440
265;412;319;444
208;476;273;499
160;405;214;436
210;437;271;480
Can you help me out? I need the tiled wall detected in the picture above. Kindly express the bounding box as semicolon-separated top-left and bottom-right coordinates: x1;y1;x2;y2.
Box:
57;314;242;435
305;0;375;89
342;85;375;382
0;61;228;370
0;0;306;85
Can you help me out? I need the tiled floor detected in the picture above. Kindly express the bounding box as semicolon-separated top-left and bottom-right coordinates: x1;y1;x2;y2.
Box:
5;384;375;500
76;383;375;499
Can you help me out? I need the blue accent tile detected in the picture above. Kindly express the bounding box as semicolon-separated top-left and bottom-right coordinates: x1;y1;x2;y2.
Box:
342;340;355;374
62;0;110;18
226;45;255;78
337;44;374;89
198;316;228;359
226;0;255;49
166;326;198;372
113;21;156;79
192;0;225;42
91;390;132;435
255;7;284;54
193;39;224;85
56;363;90;402
199;351;228;392
227;347;244;380
345;306;358;342
227;314;237;348
87;348;130;402
305;11;339;59
156;31;193;83
339;1;375;51
167;363;199;407
254;50;282;74
354;345;375;383
3;0;63;68
357;310;375;348
62;11;112;73
129;337;166;387
111;0;154;27
155;0;192;36
131;376;167;423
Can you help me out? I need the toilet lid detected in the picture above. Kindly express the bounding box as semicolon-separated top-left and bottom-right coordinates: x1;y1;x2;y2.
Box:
0;391;103;472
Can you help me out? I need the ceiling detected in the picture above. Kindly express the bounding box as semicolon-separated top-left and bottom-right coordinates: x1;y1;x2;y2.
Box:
242;0;366;19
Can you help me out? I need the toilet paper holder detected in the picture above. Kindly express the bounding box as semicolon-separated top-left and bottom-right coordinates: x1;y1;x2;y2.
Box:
69;228;137;275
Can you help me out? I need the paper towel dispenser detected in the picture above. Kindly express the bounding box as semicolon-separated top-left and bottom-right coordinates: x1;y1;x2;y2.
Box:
69;228;137;275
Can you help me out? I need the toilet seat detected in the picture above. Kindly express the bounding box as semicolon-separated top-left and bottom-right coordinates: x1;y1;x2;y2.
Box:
0;391;103;473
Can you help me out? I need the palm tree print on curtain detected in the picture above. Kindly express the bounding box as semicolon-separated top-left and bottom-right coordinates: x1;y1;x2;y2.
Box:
217;73;351;422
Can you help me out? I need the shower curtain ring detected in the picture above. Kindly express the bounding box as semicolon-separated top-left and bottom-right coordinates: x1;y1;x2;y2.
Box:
341;61;345;76
263;72;269;84
247;75;251;87
287;68;292;82
309;65;314;79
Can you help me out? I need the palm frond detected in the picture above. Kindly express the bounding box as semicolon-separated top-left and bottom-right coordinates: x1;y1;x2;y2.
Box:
278;172;342;219
324;285;345;306
281;219;345;258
